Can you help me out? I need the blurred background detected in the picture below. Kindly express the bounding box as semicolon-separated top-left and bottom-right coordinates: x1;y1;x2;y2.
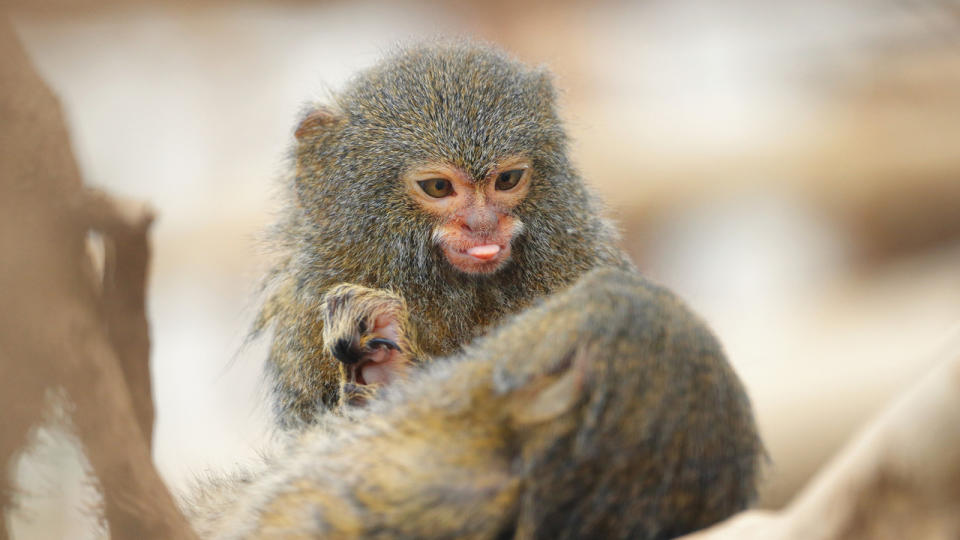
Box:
7;0;960;537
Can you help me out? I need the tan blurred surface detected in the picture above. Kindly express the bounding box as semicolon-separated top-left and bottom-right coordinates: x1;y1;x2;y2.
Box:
682;333;960;540
5;1;960;536
0;17;197;539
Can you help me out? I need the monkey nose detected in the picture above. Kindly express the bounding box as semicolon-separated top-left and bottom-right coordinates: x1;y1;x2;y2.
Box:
462;209;497;235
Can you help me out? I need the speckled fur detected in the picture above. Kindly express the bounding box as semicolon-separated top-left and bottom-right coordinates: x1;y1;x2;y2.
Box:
255;41;631;428
187;269;762;539
319;283;422;364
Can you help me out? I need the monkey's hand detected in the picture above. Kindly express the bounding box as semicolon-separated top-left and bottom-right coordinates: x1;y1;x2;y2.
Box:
320;284;417;405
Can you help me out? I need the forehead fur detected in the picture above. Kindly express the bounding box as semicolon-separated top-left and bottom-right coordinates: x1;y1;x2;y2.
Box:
334;41;565;179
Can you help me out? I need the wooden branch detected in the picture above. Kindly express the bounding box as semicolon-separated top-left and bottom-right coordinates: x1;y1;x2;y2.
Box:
0;17;196;539
80;188;158;446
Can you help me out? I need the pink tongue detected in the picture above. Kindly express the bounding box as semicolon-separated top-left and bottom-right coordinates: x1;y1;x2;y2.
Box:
466;244;501;260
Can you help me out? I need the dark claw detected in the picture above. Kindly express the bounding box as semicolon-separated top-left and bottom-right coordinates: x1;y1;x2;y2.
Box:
367;338;399;351
332;338;361;365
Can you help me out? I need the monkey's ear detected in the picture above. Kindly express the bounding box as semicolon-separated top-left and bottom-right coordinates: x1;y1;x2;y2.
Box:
295;106;341;140
508;348;587;425
531;66;558;101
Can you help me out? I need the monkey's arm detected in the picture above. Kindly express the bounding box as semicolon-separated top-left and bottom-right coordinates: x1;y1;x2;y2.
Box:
262;281;425;428
320;283;424;406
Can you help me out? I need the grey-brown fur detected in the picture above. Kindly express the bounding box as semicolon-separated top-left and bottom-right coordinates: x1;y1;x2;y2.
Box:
188;269;762;539
256;41;630;428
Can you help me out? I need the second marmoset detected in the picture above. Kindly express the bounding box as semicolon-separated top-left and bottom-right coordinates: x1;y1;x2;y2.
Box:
256;41;633;428
188;269;762;539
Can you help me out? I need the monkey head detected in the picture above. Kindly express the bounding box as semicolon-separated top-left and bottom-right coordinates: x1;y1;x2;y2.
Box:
290;42;593;284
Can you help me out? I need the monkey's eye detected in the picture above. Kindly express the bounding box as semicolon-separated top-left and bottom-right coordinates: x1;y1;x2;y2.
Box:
417;178;454;198
495;169;524;191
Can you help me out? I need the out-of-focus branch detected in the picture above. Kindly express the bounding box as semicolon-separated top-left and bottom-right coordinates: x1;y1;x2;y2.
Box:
0;16;196;540
682;334;960;540
80;188;158;446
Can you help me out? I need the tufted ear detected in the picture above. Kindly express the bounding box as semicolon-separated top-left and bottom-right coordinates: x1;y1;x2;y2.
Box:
295;106;341;141
531;66;557;102
508;347;587;426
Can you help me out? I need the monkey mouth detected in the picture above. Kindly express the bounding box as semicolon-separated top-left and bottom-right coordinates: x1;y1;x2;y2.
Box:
465;244;501;259
444;241;511;274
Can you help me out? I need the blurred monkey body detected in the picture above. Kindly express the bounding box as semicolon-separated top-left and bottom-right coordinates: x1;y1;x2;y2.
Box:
189;269;762;539
258;41;629;427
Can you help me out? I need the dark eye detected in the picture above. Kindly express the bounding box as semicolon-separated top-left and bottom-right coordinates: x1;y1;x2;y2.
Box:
417;178;454;198
495;169;524;191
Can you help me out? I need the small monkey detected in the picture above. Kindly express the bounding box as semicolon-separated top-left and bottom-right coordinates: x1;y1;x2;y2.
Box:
257;41;631;427
188;269;762;539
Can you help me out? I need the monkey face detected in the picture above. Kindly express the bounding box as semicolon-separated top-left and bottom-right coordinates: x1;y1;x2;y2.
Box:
404;156;531;275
